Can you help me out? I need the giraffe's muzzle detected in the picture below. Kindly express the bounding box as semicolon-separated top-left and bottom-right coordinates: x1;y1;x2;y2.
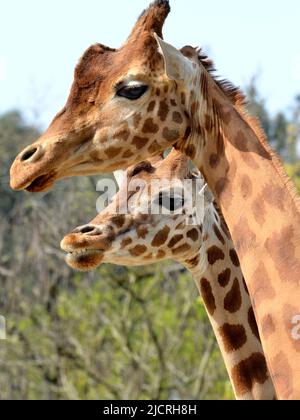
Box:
61;224;115;271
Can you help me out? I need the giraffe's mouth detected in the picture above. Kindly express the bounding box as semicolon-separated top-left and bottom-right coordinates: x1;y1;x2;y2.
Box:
65;249;105;271
61;229;115;271
25;172;57;193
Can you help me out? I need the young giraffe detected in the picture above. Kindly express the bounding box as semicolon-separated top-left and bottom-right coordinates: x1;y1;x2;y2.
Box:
61;149;276;400
10;1;300;398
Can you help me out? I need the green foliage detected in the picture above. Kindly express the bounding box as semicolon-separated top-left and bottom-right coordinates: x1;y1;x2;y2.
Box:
246;77;300;163
246;76;272;141
286;162;300;194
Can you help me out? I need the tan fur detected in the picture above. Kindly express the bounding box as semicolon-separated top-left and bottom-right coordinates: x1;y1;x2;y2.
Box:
61;149;276;400
9;0;300;399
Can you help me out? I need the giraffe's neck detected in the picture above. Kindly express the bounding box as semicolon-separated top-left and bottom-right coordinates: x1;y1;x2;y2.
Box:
178;67;300;399
182;203;276;400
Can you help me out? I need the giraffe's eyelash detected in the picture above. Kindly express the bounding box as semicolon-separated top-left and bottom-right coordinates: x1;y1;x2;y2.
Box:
116;83;149;100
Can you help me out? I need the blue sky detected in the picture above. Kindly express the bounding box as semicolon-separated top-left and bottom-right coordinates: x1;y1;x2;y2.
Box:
1;0;300;127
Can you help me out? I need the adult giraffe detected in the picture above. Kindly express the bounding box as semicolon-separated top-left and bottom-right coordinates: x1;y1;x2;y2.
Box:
10;0;300;399
61;149;276;400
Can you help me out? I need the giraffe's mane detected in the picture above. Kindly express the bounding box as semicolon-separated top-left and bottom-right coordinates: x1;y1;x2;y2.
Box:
182;46;300;213
197;49;246;108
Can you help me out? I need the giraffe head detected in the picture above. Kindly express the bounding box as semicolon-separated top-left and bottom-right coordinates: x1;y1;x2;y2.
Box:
61;149;209;271
10;0;195;192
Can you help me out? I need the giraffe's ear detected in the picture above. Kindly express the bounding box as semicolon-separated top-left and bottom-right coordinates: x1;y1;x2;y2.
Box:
154;34;194;81
114;170;127;188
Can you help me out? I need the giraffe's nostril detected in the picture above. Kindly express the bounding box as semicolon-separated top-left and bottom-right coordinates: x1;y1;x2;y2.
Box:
21;148;38;162
75;225;102;236
81;226;96;234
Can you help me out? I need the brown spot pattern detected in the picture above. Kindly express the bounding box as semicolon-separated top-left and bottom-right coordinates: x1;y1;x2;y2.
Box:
218;268;231;288
181;92;186;105
162;127;180;142
90;151;104;162
172;243;191;256
168;235;184;248
265;226;300;283
224;278;242;313
148;140;161;154
229;249;240;267
222;110;231;125
122;150;134;159
252;197;266;226
232;217;257;258
152;226;170;247
207;246;225;265
219;323;247;353
187;229;199;241
234;130;248;151
271;352;294;399
142;118;159;134
173;112;183;124
137;226;149;239
185;144;196;159
220;220;231;239
129;245;147;257
132;136;149;150
113;127;130;141
241;174;253;198
186;255;200;267
243;277;250;295
121;238;133;248
232;353;268;396
209;154;220;169
200;278;216;316
263;183;286;212
111;215;125;228
241;152;260;170
261;315;276;340
214;168;235;211
158;100;169;121
250;263;276;307
157;250;166;259
133;113;142;128
255;141;271;160
147;101;156;112
248;307;260;341
105;147;122;159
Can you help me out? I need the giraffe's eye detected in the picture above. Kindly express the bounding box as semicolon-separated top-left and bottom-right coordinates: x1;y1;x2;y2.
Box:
158;192;185;212
116;84;148;100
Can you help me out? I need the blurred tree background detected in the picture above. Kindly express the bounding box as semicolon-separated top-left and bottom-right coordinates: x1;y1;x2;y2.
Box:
0;79;299;400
